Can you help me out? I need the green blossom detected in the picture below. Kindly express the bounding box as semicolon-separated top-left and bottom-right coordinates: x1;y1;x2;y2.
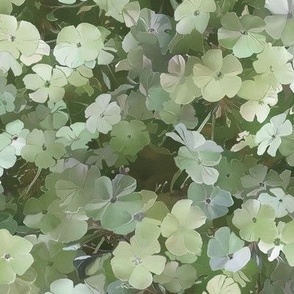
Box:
258;187;294;218
23;64;68;103
241;164;283;197
110;236;166;290
153;261;197;293
0;134;17;177
188;182;233;220
56;123;98;151
264;0;294;46
160;55;201;104
0;77;16;115
166;123;223;184
0;0;25;14
255;113;292;157
21;129;66;169
85;175;143;230
193;49;243;102
258;221;294;264
203;274;241;294
53;23;104;68
232;199;278;243
0;229;34;284
253;43;294;91
0;52;22;76
207;227;251;272
0;14;40;58
45;278;93;294
218;13;266;58
174;0;216;34
85;94;121;134
161;199;206;257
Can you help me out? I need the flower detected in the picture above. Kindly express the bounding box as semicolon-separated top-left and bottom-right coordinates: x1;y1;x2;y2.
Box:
110;236;166;290
0;229;34;284
255;113;293;156
174;0;216;34
23;64;67;103
193;49;243;102
53;23;104;68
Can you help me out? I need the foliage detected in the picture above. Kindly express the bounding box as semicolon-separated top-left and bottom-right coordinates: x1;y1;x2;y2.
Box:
0;0;294;293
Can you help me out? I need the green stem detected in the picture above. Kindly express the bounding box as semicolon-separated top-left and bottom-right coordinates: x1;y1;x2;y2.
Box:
93;237;105;254
211;110;216;141
197;111;211;133
21;167;42;199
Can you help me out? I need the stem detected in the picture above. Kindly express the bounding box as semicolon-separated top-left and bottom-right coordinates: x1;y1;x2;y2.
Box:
20;167;42;199
93;237;105;254
211;110;216;141
197;111;211;133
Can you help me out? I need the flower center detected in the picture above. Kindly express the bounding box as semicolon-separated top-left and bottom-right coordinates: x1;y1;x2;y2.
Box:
252;217;257;223
274;238;281;246
77;42;82;48
45;80;50;87
148;28;155;33
206;198;211;204
215;71;223;80
4;253;11;260
110;196;117;203
240;30;248;35
194;10;200;16
134;212;145;222
132;256;142;266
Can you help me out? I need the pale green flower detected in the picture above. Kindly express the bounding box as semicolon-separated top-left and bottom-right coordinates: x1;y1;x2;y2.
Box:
110;236;166;290
0;229;34;284
23;64;67;103
53;23;104;68
255;113;292;157
193;49;243;102
0;14;40;58
174;0;216;34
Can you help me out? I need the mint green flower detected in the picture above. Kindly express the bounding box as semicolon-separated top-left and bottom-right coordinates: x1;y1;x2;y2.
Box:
193;49;243;102
0;229;34;284
23;64;67;103
110;236;166;290
174;0;216;34
0;14;40;58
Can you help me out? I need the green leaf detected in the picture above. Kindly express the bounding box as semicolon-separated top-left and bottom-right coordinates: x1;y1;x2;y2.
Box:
110;120;150;156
